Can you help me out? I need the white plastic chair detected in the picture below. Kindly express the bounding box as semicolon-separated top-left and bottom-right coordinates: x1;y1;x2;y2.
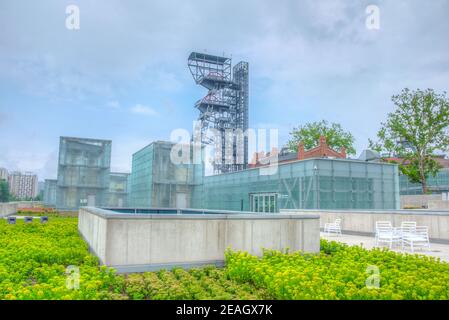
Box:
402;226;430;253
375;221;401;249
324;218;342;236
400;221;417;238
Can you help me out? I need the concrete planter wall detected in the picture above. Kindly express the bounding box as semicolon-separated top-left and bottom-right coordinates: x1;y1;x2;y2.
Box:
428;200;449;210
78;207;320;273
0;203;18;217
282;209;449;244
16;201;43;209
0;201;44;217
400;195;441;208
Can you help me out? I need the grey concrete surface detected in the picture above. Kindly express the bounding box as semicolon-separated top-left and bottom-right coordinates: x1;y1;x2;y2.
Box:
400;194;441;208
78;207;321;272
0;202;17;217
0;201;44;217
428;200;449;210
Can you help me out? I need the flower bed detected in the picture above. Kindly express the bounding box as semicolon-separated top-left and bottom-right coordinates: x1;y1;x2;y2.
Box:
17;207;59;216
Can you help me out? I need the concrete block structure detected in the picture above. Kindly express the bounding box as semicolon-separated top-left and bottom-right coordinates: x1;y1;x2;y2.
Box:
428;199;449;210
0;201;43;217
0;202;17;217
78;207;320;272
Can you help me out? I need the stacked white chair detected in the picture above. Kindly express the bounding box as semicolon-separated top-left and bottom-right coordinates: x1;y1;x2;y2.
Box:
375;221;401;249
324;218;342;236
402;225;430;253
400;221;417;238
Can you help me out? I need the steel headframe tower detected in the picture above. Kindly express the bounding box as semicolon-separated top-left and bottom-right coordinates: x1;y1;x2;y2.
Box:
188;52;249;174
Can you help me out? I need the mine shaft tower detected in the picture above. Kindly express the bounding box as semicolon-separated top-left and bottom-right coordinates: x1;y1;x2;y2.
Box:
188;52;249;174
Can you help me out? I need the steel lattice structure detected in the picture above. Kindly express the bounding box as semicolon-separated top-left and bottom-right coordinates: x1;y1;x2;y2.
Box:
188;52;249;174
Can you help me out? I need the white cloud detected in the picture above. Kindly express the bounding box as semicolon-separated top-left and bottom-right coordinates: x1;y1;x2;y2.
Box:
130;104;158;116
106;100;120;109
1;0;448;175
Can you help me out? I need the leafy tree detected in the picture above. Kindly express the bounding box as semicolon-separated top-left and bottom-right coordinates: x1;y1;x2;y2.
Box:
0;180;9;203
369;88;449;193
287;120;356;155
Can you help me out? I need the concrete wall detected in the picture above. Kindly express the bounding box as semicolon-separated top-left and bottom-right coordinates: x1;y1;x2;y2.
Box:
428;200;449;210
282;209;449;244
79;207;320;272
400;194;441;209
0;202;18;217
16;201;43;209
0;201;48;217
78;208;108;264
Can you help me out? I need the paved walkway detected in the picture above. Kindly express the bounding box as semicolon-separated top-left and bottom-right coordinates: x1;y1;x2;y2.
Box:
321;232;449;262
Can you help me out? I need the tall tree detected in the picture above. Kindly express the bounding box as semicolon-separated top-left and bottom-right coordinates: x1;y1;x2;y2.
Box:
369;88;449;193
287;120;356;155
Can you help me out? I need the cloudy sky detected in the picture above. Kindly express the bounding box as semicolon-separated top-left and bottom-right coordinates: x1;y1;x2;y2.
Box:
0;0;448;180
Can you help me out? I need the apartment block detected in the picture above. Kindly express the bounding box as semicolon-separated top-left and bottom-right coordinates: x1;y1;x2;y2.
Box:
8;171;39;199
0;168;8;181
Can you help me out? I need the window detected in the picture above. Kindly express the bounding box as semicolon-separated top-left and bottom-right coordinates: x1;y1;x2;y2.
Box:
250;193;278;213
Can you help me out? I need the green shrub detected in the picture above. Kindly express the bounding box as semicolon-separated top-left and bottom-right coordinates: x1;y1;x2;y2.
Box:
225;240;449;300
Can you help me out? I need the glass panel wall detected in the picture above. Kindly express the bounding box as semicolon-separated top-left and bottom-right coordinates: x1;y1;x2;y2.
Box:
400;168;449;195
191;158;399;211
56;137;111;210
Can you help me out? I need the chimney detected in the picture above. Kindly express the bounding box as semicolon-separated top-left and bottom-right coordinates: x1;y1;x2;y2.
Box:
297;143;305;160
319;136;327;156
341;146;346;159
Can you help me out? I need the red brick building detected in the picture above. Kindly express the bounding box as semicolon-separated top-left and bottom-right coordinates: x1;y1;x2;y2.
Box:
249;136;347;168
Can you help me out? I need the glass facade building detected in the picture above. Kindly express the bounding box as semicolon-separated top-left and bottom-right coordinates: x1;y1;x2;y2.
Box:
193;158;399;211
129;141;203;208
56;137;112;209
43;179;57;206
400;168;449;195
106;172;130;207
129;141;400;211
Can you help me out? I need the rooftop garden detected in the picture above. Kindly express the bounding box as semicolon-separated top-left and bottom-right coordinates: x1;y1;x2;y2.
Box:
1;214;449;300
